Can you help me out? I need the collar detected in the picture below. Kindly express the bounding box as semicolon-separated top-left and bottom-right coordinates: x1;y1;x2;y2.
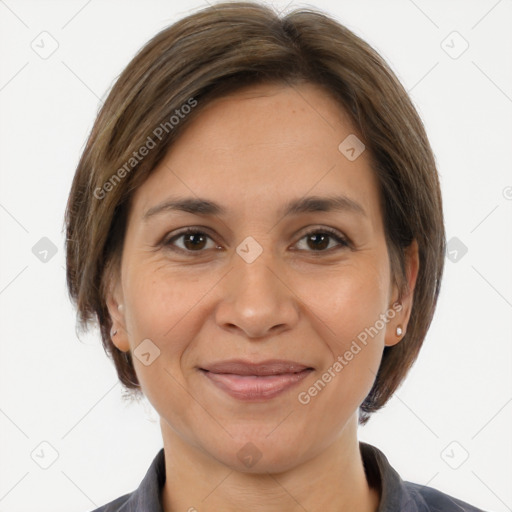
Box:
109;442;470;512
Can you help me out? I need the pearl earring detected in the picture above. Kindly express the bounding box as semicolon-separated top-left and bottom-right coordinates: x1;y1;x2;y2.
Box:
396;325;403;337
111;328;118;337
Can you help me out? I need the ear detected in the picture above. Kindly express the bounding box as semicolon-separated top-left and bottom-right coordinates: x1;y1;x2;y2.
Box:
105;268;130;353
385;239;420;347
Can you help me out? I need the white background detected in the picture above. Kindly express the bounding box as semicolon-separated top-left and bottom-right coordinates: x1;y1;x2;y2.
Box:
0;0;511;511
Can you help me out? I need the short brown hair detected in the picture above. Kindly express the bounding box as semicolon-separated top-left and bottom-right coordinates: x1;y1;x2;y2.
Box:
65;1;445;423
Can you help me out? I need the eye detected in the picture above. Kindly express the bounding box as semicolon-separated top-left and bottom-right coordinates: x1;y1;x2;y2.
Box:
162;226;350;255
163;228;219;252
294;227;350;252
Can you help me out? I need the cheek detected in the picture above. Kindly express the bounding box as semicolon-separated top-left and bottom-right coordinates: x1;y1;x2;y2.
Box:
124;261;210;333
122;264;223;371
122;269;188;368
297;258;390;348
294;260;389;402
120;268;204;419
295;284;387;432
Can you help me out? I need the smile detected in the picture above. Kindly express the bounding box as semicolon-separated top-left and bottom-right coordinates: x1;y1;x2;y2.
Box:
199;359;314;401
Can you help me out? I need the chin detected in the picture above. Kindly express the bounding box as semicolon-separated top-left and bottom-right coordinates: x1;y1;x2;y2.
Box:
204;431;311;474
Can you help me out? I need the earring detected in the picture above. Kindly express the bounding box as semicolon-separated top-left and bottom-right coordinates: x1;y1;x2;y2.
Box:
396;325;403;337
110;328;118;338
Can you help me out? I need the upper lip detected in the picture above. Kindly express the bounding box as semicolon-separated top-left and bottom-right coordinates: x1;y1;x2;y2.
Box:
200;359;313;376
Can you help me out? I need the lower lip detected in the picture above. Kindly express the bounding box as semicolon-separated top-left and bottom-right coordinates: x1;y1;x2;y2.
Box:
200;368;313;401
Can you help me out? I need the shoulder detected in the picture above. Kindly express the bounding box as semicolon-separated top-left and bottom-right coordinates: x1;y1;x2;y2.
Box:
405;481;489;512
86;447;166;512
359;442;489;512
88;492;133;511
88;492;132;511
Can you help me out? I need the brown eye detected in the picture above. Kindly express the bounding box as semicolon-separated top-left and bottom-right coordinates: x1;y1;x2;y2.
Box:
164;229;217;252
163;226;349;256
181;232;208;250
295;228;349;252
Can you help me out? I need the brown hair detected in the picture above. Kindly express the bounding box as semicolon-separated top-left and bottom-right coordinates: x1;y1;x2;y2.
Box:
64;1;445;423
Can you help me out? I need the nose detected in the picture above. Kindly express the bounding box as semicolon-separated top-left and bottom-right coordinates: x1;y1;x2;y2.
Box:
214;247;300;339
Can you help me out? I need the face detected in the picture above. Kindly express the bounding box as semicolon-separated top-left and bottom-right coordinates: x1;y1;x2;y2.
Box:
107;82;416;473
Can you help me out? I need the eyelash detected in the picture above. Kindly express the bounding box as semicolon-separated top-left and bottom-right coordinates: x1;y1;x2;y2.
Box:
162;226;350;255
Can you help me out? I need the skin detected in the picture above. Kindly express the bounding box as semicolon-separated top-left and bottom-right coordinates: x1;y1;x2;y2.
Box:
107;81;419;512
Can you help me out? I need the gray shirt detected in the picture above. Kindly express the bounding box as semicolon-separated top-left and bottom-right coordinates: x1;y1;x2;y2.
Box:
90;442;488;511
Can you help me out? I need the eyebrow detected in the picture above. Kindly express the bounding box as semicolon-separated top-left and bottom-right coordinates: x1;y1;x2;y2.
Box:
142;194;366;221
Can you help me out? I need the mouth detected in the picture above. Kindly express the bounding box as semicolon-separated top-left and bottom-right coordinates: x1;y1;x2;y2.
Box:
199;359;314;401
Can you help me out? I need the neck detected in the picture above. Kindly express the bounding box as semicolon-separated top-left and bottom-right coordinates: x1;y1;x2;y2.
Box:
160;417;380;512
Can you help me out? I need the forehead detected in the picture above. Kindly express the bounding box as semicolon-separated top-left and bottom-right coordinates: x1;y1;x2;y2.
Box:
130;82;381;224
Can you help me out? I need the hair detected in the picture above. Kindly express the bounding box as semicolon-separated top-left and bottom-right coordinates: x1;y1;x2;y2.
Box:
64;1;445;424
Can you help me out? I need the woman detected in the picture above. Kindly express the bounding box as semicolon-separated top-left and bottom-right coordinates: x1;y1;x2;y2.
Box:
65;2;487;511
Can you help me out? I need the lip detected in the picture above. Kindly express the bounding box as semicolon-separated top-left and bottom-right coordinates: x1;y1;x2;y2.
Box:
201;359;312;375
199;359;314;401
